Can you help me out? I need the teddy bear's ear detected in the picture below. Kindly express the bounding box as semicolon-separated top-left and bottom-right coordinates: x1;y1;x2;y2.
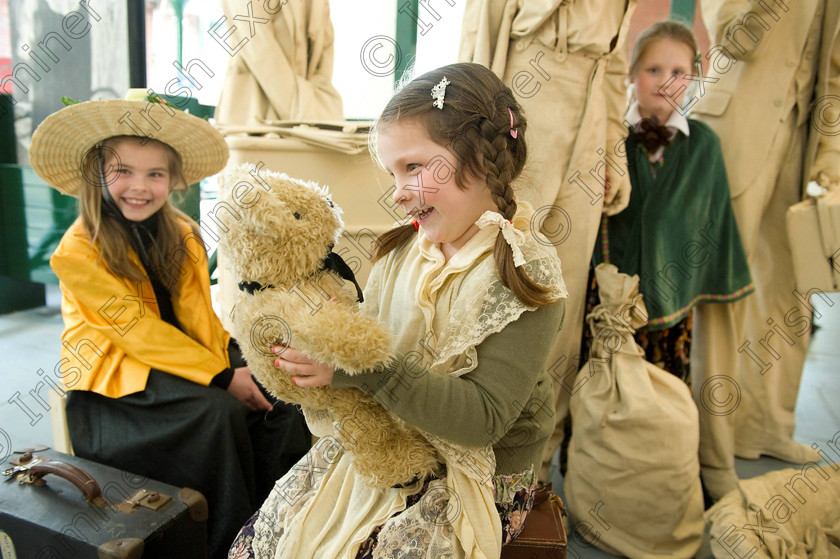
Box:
317;186;344;230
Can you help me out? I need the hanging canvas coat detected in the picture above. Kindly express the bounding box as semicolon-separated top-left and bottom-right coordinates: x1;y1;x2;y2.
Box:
215;0;343;125
565;263;704;558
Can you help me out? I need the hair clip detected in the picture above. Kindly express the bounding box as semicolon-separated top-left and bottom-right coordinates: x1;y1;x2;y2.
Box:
431;76;450;110
412;221;419;231
508;108;518;139
694;52;702;65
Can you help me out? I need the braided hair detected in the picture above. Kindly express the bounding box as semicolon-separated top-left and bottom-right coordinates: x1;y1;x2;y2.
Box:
371;63;554;307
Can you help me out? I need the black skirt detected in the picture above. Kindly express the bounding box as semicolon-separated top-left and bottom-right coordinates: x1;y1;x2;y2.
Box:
66;363;311;559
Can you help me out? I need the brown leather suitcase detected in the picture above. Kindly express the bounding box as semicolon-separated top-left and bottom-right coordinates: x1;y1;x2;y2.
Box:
501;483;568;559
0;447;208;558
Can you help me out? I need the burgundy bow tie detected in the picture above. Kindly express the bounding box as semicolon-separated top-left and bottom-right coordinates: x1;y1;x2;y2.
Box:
631;116;672;155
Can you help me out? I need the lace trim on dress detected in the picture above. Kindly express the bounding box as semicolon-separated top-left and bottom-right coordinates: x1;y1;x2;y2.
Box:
250;439;341;559
432;250;567;379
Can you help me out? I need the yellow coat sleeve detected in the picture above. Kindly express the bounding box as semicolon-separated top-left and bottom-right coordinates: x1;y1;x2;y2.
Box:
50;220;231;398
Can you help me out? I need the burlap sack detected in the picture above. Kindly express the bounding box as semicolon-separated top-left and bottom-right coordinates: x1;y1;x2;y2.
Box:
565;263;704;558
706;464;840;559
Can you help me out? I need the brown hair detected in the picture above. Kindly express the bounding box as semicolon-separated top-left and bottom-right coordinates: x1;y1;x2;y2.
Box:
629;20;699;78
78;136;201;294
371;62;554;307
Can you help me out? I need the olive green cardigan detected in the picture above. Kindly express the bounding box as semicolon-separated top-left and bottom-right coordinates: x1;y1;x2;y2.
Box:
332;300;565;476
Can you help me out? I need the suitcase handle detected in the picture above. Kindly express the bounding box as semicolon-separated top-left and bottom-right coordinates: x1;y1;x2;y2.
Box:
29;460;102;503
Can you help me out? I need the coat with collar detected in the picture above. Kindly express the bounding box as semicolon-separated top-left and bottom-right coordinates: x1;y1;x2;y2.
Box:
458;0;637;213
50;218;231;398
693;0;840;197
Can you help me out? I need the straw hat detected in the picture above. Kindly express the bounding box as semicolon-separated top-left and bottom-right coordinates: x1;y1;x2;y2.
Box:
30;90;229;196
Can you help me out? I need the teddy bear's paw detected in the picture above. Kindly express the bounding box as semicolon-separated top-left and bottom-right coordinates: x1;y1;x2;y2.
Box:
329;323;393;373
250;368;333;411
295;308;393;374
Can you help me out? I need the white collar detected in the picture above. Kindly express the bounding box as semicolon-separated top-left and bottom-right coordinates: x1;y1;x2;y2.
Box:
626;102;690;137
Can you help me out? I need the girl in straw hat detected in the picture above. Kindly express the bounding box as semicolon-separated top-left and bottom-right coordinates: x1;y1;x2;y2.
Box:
30;92;310;558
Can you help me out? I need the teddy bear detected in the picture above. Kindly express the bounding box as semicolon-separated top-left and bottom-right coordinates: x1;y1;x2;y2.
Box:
216;163;439;488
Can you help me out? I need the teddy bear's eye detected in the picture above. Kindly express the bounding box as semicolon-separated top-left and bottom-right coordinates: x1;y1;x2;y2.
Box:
327;199;335;208
294;212;301;220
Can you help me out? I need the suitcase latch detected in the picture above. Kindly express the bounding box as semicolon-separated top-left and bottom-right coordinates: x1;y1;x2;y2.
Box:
119;488;172;512
3;453;44;484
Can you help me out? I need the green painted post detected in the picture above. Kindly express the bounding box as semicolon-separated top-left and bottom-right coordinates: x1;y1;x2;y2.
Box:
172;0;186;74
670;0;696;25
394;0;419;87
0;95;48;313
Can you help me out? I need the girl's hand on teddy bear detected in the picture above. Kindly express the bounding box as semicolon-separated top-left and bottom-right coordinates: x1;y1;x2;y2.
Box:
273;346;334;387
227;366;273;411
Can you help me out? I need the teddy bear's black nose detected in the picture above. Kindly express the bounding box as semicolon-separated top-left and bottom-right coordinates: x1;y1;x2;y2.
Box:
293;212;301;220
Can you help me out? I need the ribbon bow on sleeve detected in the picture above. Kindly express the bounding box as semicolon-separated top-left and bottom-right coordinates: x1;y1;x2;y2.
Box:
476;211;527;267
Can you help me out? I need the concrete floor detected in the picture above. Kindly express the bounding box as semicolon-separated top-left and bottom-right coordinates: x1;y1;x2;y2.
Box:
1;286;838;557
1;285;65;453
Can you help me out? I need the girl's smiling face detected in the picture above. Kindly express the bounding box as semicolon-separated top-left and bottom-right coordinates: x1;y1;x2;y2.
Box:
377;119;498;261
632;37;695;123
103;137;171;222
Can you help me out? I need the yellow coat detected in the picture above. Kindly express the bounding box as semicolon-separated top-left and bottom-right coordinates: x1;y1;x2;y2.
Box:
50;219;231;398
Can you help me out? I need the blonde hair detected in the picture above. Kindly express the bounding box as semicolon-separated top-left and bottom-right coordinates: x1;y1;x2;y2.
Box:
78;136;202;294
629;20;699;79
371;63;554;307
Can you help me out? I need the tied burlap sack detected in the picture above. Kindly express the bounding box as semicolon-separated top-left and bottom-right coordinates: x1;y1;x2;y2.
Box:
565;263;704;558
706;464;840;559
